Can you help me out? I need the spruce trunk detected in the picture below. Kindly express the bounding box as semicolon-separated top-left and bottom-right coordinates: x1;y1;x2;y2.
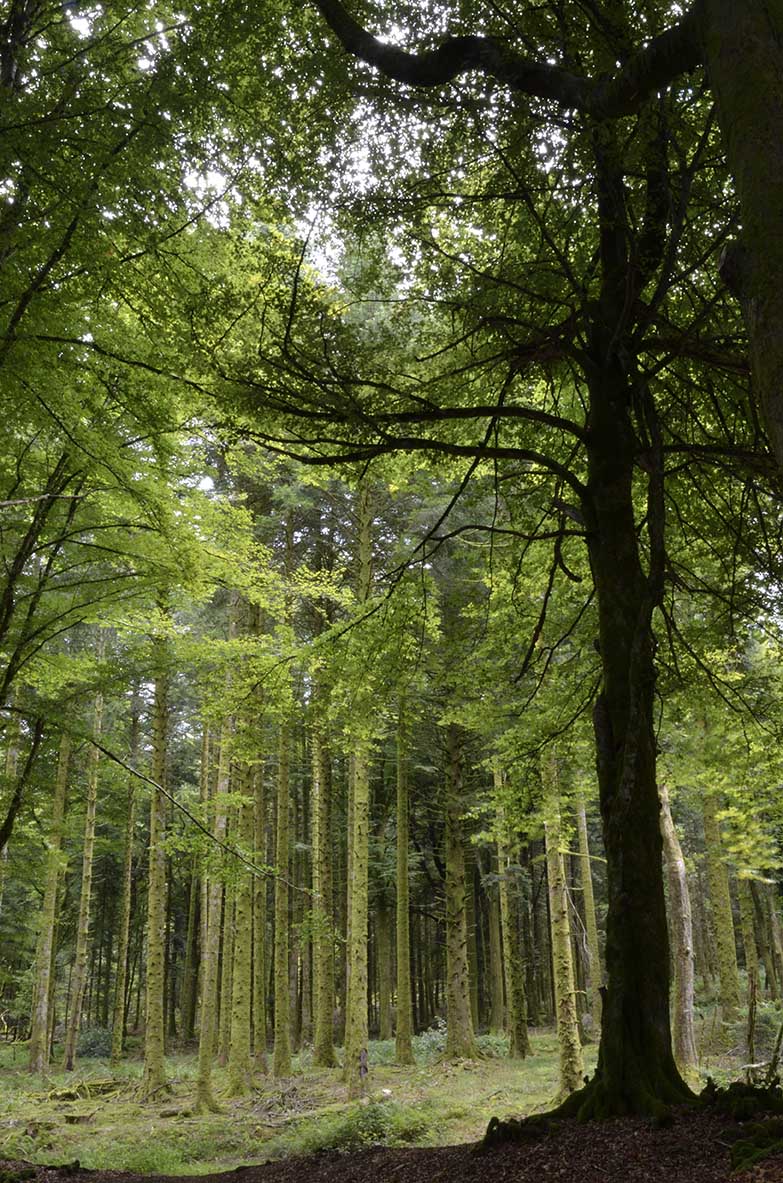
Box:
395;702;414;1064
444;724;477;1060
542;761;583;1098
29;732;70;1073
141;650;169;1099
63;660;104;1072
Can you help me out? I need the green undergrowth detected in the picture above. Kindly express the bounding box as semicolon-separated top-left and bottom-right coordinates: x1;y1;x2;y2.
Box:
0;1029;596;1175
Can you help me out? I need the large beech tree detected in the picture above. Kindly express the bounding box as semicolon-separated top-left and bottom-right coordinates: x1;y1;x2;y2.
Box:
211;0;783;1118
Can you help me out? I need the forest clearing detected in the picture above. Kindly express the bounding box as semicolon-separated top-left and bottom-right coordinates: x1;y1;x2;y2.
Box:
8;0;783;1178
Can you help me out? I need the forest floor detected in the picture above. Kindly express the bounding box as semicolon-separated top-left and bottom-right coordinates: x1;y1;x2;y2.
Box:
0;1018;780;1180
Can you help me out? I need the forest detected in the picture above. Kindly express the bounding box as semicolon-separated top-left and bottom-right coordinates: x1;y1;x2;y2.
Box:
3;1;783;1181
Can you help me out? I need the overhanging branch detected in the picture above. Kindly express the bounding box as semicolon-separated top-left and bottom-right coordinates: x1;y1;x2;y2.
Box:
313;0;702;117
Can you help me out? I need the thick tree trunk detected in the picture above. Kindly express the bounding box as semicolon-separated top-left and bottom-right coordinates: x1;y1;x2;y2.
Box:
29;732;70;1074
444;724;478;1059
395;702;414;1064
542;759;583;1097
658;784;698;1078
702;792;741;1016
570;340;690;1117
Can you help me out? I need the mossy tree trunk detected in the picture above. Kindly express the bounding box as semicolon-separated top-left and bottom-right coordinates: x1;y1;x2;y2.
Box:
311;707;336;1067
658;784;697;1078
273;720;292;1077
344;741;370;1095
344;482;374;1097
738;876;761;1015
702;792;741;1017
569;193;691;1113
542;757;583;1097
195;609;236;1113
29;732;70;1074
63;643;104;1072
110;690;140;1064
444;723;478;1060
180;725;209;1046
141;644;169;1100
395;701;414;1065
487;861;506;1036
494;780;530;1059
227;766;254;1095
218;883;234;1066
375;895;393;1041
575;794;602;1036
253;764;268;1069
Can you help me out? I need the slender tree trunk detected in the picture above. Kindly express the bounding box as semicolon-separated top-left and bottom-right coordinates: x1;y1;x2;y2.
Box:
738;877;761;1013
63;649;104;1072
141;644;169;1100
465;851;480;1033
542;756;583;1097
444;724;478;1059
273;722;292;1077
575;794;602;1035
344;482;374;1097
344;741;371;1095
376;896;393;1041
29;732;70;1073
218;887;235;1065
702;792;741;1016
227;768;254;1095
395;702;414;1064
181;724;208;1046
253;765;268;1069
487;861;506;1036
195;611;236;1112
494;775;530;1059
658;784;697;1078
111;691;141;1064
311;710;336;1066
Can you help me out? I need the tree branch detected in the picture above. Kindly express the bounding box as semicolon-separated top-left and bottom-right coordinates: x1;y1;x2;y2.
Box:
312;0;702;117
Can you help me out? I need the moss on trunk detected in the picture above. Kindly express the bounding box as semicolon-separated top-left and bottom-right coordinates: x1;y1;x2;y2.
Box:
29;732;70;1074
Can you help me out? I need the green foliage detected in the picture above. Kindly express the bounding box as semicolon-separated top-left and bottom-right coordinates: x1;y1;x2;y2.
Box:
265;1100;432;1158
76;1028;113;1059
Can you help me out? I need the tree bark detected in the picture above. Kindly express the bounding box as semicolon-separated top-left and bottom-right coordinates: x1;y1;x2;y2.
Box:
227;767;254;1095
63;644;104;1072
658;784;697;1078
111;690;140;1064
542;757;583;1097
575;794;602;1036
444;724;478;1059
141;643;169;1100
701;0;783;472
273;721;292;1077
29;731;70;1073
702;792;741;1016
395;701;414;1064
